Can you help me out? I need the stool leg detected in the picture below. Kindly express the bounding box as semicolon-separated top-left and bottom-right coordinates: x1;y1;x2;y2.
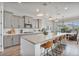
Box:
47;49;52;56
51;47;53;55
40;47;44;56
47;49;49;56
77;40;78;45
44;49;46;56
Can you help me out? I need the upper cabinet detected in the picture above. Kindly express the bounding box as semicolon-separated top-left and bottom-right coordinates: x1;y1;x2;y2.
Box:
4;11;42;29
12;15;20;28
18;16;24;28
33;19;42;29
25;16;33;24
4;11;22;28
24;16;41;29
4;11;13;28
0;11;2;23
0;4;2;51
24;16;33;28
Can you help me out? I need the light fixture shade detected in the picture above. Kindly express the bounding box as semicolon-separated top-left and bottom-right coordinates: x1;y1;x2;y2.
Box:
36;9;40;12
64;7;68;10
37;13;44;16
49;16;53;20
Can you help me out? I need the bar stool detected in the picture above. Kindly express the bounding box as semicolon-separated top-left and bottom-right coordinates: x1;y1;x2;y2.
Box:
53;37;59;44
53;37;62;56
56;35;65;55
59;35;65;44
41;41;53;56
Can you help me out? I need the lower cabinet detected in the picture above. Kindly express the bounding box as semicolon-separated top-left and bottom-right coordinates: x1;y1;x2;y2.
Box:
0;35;2;51
3;35;20;48
3;36;13;48
12;35;20;46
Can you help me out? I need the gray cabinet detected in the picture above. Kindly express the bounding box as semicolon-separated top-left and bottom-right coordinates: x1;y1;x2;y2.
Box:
0;22;2;34
0;35;2;50
13;35;20;45
4;11;42;29
3;35;20;48
0;9;2;51
18;17;24;28
3;36;13;48
32;19;41;29
4;11;13;28
4;11;24;28
11;15;19;28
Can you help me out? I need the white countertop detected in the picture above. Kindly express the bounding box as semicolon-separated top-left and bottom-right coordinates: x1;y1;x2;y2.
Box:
3;32;42;36
3;28;42;36
21;33;75;44
21;34;49;44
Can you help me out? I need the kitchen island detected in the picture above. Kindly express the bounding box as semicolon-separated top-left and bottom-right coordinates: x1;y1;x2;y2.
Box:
20;32;75;56
20;33;60;56
20;34;49;56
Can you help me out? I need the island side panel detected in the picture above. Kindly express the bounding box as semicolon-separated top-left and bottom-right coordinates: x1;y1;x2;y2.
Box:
20;38;35;56
35;43;41;56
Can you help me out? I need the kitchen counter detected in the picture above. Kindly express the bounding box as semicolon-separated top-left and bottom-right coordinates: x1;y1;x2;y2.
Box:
3;28;42;48
21;33;75;44
20;32;75;56
21;34;49;44
3;32;42;36
3;28;42;36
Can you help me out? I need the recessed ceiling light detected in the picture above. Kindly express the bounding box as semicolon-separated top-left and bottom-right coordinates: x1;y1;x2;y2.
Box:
36;9;40;12
64;7;68;10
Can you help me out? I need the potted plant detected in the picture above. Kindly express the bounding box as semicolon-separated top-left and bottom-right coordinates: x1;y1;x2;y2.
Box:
41;28;48;35
61;26;69;32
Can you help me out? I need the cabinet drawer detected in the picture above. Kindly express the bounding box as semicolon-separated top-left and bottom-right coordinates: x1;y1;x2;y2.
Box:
3;36;13;48
13;35;20;45
0;24;2;34
0;35;2;44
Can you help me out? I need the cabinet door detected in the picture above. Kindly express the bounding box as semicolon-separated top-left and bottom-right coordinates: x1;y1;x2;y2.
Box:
13;35;20;46
3;36;13;48
0;12;2;23
0;35;2;44
11;15;18;28
25;16;29;24
34;19;38;28
4;12;12;28
25;16;33;24
28;17;33;24
18;17;24;28
0;35;2;49
0;23;2;34
0;9;2;50
0;24;2;48
38;19;42;29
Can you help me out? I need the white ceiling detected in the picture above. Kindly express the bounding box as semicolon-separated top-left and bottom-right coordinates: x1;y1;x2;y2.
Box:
4;2;79;20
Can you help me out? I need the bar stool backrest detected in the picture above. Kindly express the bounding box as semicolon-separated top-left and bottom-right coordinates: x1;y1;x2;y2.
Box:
41;41;52;49
53;37;59;44
45;41;52;48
